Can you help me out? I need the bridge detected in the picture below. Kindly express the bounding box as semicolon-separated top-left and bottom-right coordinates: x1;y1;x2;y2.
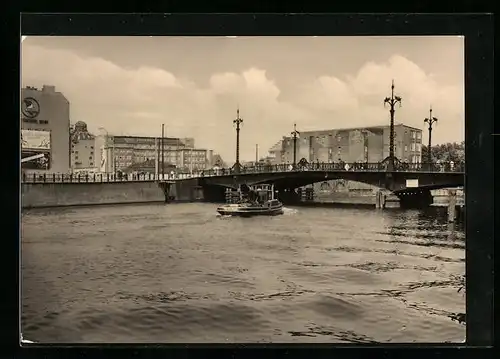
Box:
21;161;464;209
197;162;464;208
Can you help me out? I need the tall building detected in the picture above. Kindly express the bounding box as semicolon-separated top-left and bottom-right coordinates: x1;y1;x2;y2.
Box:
269;124;423;164
70;121;96;171
94;134;212;173
21;85;71;173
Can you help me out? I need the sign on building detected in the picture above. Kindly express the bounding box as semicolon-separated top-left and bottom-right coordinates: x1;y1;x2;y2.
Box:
21;130;51;170
21;129;51;151
406;179;419;188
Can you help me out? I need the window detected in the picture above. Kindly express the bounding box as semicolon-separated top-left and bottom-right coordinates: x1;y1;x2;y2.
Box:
72;150;75;153
90;146;94;149
90;162;94;166
416;132;422;140
411;131;416;139
90;151;94;155
404;145;408;152
416;143;422;152
89;156;93;160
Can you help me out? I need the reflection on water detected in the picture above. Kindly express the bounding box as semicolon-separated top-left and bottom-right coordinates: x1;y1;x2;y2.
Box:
21;203;465;343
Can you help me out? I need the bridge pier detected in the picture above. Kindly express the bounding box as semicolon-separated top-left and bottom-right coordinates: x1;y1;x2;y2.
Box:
447;189;457;223
277;188;301;205
158;181;173;203
375;190;386;209
397;188;433;209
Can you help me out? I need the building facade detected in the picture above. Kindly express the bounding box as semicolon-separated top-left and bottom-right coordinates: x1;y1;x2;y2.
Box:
70;121;96;172
269;124;423;165
21;85;71;173
94;134;214;173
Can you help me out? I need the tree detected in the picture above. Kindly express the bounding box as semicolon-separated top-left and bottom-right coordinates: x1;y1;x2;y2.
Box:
421;141;465;163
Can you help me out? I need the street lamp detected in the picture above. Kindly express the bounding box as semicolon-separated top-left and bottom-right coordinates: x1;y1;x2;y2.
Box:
161;124;165;179
233;107;243;174
98;127;114;173
424;105;438;168
291;123;300;169
361;129;369;163
383;80;402;171
336;134;342;161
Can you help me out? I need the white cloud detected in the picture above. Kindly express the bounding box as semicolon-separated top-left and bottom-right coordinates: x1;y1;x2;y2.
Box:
21;44;464;163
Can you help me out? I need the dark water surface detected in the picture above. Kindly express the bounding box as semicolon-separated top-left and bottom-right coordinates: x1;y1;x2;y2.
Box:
21;203;465;343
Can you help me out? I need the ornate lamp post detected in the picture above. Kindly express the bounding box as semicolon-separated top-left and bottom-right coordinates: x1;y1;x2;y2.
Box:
233;107;243;174
336;134;342;161
424;105;438;169
383;80;402;171
361;129;369;163
291;123;300;169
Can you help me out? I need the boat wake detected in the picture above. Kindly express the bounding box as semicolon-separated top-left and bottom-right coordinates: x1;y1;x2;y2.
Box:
283;207;298;215
216;214;233;219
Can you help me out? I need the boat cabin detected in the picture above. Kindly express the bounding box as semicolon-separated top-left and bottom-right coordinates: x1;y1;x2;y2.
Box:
246;184;276;203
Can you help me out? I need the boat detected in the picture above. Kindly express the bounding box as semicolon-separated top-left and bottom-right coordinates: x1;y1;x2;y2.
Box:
217;184;284;217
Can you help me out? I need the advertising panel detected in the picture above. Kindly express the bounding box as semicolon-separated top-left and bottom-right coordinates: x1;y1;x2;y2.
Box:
21;151;51;170
21;129;51;151
100;146;107;172
21;130;51;170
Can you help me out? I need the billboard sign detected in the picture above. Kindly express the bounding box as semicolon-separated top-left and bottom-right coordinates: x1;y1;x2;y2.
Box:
21;129;51;151
21;151;50;170
100;146;107;172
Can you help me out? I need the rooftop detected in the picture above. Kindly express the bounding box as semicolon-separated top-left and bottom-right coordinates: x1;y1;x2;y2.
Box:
300;123;422;134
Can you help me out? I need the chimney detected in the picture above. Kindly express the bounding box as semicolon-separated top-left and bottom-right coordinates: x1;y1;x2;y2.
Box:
42;85;55;93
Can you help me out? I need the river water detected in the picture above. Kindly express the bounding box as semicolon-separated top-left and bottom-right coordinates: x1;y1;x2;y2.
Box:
21;203;465;343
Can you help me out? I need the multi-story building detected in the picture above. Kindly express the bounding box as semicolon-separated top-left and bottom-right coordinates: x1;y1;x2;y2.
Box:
94;134;213;173
21;85;71;173
269;124;423;165
70;121;96;172
177;148;210;172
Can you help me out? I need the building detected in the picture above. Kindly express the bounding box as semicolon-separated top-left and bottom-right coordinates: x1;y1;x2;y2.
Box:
21;85;71;173
269;124;423;165
94;134;214;173
210;153;226;168
70;121;96;172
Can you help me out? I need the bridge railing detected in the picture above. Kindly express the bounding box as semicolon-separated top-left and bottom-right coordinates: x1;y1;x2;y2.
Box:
21;161;464;183
21;172;201;183
199;161;464;176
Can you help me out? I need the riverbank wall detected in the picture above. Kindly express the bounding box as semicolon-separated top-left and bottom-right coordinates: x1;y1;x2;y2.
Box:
21;182;167;209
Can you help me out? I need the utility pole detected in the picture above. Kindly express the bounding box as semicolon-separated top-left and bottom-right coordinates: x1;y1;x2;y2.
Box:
291;123;300;169
233;106;243;174
255;144;258;164
383;80;402;171
424;105;438;169
161;124;165;179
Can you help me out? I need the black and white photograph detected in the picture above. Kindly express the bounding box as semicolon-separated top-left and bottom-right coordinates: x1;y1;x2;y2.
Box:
20;35;465;344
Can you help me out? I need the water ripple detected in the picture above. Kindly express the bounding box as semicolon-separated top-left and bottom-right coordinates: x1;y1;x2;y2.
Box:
21;203;465;343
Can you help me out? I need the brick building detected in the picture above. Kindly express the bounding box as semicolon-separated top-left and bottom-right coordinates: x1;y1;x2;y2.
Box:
268;124;423;165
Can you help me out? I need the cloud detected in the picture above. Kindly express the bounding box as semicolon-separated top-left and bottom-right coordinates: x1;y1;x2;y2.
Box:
21;43;464;163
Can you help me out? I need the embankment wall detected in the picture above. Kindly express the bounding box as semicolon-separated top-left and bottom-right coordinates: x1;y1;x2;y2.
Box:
21;181;167;209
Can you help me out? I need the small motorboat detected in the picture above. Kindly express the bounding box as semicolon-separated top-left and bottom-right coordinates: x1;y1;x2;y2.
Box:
217;184;284;217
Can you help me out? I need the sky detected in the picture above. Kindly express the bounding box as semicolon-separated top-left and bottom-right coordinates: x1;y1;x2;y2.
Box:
21;36;464;163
